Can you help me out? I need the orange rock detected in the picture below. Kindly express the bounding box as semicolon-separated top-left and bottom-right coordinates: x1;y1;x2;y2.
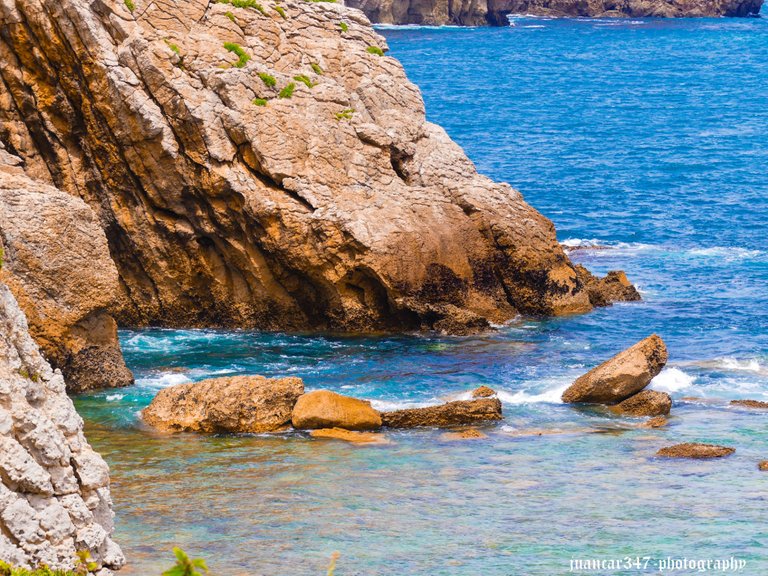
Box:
292;390;382;431
471;386;497;398
310;428;389;444
612;390;672;417
441;428;488;441
639;416;668;428
656;443;735;459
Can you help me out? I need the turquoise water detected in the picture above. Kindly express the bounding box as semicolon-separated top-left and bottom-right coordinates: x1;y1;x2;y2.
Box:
76;14;768;575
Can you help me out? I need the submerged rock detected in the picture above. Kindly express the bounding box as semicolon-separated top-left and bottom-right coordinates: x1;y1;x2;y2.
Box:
440;428;488;441
143;376;304;433
640;416;669;428
309;428;390;444
562;335;668;404
471;386;497;398
292;390;382;431
0;169;133;393
0;0;637;337
381;398;502;428
759;461;768;471
656;443;735;459
612;390;672;417
0;282;123;572
730;399;768;409
346;0;762;26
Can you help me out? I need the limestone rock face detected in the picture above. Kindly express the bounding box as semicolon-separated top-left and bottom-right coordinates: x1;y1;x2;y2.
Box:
561;335;668;404
0;0;635;336
0;168;133;393
0;282;123;572
347;0;763;25
656;443;734;459
381;398;502;428
292;390;382;431
143;376;305;433
611;390;672;417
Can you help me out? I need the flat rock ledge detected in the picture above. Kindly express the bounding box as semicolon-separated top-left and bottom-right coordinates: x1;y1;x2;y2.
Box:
730;399;768;409
381;398;503;428
309;428;390;444
611;390;672;417
656;443;735;459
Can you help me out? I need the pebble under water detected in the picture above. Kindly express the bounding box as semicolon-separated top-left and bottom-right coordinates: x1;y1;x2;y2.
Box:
76;13;768;575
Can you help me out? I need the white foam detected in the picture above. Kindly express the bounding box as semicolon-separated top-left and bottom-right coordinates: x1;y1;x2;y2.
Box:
137;372;192;389
105;393;124;402
497;384;568;405
718;357;763;373
649;367;696;393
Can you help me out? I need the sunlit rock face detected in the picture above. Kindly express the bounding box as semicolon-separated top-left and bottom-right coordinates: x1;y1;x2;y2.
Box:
0;0;634;335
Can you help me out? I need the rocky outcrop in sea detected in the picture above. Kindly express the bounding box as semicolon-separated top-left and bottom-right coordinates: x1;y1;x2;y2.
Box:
0;282;123;572
345;0;763;26
0;0;636;338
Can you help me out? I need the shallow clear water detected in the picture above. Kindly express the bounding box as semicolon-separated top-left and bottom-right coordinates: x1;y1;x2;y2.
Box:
77;14;768;575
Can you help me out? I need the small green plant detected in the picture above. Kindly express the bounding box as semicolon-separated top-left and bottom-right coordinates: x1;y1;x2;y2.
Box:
339;21;348;32
164;40;181;54
252;97;268;106
273;4;287;17
366;45;384;56
74;551;97;576
124;0;135;11
310;62;323;75
224;10;236;21
0;246;4;269
253;2;267;14
258;72;276;87
335;108;354;120
293;74;314;88
223;42;251;68
278;82;295;98
162;547;209;576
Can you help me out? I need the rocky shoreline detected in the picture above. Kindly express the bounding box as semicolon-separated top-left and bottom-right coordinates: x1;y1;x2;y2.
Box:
345;0;763;27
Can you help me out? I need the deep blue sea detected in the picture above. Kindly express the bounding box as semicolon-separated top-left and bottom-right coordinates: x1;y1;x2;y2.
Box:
76;13;768;576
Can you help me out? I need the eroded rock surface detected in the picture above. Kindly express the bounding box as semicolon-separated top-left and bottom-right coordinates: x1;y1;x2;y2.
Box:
656;443;735;459
0;0;636;335
346;0;763;26
0;282;123;572
730;399;768;409
381;398;502;428
143;375;304;433
562;335;668;404
611;390;672;417
0;169;132;393
292;390;382;431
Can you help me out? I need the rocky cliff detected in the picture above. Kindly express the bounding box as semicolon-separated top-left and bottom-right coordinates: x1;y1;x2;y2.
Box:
345;0;762;25
0;152;133;393
0;0;636;335
0;281;123;572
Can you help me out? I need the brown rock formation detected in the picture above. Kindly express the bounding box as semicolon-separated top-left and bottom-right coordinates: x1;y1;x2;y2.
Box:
0;168;133;393
730;399;768;409
440;427;488;440
381;398;502;428
0;282;123;572
0;0;636;336
292;390;382;431
561;335;668;404
574;266;641;308
611;390;672;417
347;0;763;26
143;375;304;433
309;427;390;444
639;416;668;428
758;461;768;471
471;385;497;398
656;443;735;459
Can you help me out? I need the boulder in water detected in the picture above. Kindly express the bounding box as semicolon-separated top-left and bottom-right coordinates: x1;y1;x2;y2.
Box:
611;390;672;417
656;443;735;459
471;386;497;398
292;390;382;431
309;428;390;444
639;416;668;428
381;398;502;428
143;376;304;433
758;461;768;471
562;335;668;403
730;399;768;409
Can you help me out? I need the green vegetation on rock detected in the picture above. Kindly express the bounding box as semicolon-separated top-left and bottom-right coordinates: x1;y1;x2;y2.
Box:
225;10;236;21
274;4;287;18
335;108;354;120
224;42;251;68
339;21;348;32
366;45;384;56
253;97;268;106
258;72;276;87
293;74;314;88
278;83;296;98
124;0;135;11
311;62;324;75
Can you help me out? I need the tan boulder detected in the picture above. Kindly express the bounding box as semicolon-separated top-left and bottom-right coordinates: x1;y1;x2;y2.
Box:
471;386;497;398
143;376;304;433
381;398;502;428
309;428;389;444
292;390;382;431
759;461;768;471
639;416;668;428
656;443;735;459
0;171;132;393
611;390;672;417
562;335;668;403
440;428;488;441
